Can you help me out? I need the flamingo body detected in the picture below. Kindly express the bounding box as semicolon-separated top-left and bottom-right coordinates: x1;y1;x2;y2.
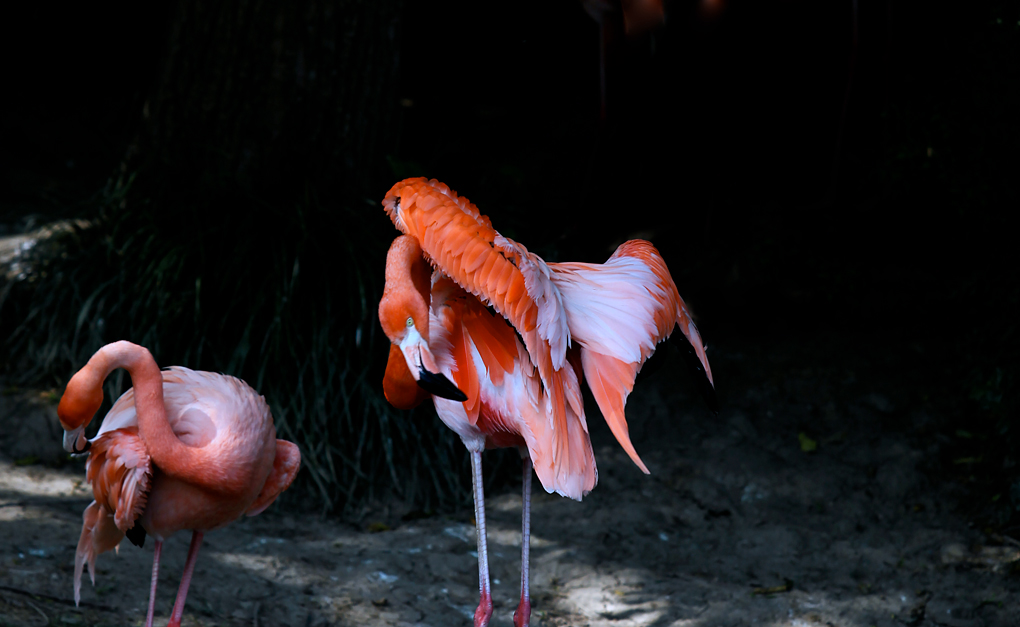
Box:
59;342;300;625
379;235;594;495
429;270;596;498
380;235;593;627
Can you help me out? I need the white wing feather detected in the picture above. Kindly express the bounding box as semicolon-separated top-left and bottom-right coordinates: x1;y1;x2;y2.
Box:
549;256;668;364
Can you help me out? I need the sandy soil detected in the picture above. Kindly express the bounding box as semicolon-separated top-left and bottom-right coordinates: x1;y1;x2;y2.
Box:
1;333;1018;627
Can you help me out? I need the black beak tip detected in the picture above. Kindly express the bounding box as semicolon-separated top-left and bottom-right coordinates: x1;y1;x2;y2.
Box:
417;368;468;402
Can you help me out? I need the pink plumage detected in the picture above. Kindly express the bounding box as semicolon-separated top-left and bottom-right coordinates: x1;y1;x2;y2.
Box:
58;342;301;627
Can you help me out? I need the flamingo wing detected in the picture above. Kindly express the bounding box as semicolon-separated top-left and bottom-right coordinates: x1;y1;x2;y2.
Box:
431;274;520;426
382;178;570;366
75;426;152;605
74;501;124;605
549;240;716;472
87;427;152;533
507;342;597;501
431;275;596;499
383;178;579;464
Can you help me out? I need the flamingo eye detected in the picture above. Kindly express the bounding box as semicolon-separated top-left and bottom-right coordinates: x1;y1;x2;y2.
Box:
406;317;414;327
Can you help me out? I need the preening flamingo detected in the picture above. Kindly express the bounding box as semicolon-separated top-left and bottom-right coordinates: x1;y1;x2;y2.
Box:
57;341;301;627
379;178;716;627
380;235;597;626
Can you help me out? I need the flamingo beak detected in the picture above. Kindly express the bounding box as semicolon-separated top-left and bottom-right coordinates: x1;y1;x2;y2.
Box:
63;426;90;454
417;367;468;402
399;327;468;403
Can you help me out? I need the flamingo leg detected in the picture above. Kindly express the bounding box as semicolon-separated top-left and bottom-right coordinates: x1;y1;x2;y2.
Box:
167;531;204;627
144;540;162;627
470;450;494;627
514;457;533;627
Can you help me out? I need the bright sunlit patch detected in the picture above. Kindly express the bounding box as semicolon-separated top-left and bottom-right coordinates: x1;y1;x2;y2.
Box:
0;457;86;501
557;571;666;626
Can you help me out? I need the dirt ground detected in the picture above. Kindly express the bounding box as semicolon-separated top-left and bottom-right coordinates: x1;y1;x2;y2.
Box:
1;332;1018;627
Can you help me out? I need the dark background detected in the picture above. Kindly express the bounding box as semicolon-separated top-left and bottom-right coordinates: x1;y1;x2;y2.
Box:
1;0;1017;521
4;0;1016;323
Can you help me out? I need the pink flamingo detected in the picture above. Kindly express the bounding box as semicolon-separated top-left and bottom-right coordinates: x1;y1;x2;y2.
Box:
379;229;715;627
57;340;301;627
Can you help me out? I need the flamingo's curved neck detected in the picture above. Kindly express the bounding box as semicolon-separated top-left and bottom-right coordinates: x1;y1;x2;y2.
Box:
383;236;430;302
84;342;199;478
380;235;432;338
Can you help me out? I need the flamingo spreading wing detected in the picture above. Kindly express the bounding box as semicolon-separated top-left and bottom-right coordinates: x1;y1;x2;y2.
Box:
58;341;301;627
378;206;716;626
382;177;715;469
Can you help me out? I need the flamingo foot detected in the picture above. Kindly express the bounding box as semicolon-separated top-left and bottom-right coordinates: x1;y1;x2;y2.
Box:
473;590;494;627
513;597;532;627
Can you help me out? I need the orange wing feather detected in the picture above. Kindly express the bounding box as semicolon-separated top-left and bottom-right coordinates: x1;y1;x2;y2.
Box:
382;182;715;480
549;239;716;472
383;178;578;469
449;314;482;424
86;427;152;533
75;427;152;605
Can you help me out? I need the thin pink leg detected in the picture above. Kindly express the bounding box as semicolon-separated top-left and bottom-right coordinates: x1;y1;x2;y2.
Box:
145;540;162;627
167;531;203;627
514;457;533;627
470;450;493;627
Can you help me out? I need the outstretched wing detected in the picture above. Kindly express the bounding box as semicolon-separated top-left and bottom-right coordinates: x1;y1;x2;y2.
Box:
550;239;716;472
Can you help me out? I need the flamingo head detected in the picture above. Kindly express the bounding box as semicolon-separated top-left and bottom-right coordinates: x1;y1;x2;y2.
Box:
379;236;467;403
57;368;104;453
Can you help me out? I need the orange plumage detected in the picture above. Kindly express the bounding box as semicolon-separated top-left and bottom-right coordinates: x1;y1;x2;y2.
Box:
382;178;715;475
380;179;716;627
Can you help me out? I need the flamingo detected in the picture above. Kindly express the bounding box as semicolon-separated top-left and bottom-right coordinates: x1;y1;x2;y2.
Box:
57;340;301;627
380;234;597;626
378;179;716;627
